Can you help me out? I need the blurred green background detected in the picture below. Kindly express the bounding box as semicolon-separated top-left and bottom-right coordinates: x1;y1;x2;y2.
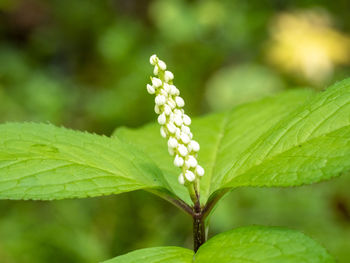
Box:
1;0;350;262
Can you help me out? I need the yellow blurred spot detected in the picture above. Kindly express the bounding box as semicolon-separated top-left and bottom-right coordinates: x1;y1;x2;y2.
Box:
266;10;350;84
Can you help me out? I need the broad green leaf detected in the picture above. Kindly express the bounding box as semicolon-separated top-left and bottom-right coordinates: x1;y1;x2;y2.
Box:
102;246;193;263
114;89;315;204
0;123;172;200
103;227;334;263
223;79;350;190
194;226;335;263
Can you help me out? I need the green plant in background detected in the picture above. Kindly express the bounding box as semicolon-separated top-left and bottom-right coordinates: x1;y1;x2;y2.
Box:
1;54;350;262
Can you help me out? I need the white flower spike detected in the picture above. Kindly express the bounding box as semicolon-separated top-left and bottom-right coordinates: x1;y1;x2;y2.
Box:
146;54;205;186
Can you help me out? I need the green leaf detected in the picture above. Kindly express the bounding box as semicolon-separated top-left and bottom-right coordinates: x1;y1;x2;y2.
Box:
101;246;193;263
115;78;350;205
0;123;172;200
194;226;335;263
223;79;350;190
103;227;334;263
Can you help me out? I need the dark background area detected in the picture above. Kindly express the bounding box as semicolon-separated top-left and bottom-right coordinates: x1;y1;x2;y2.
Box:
0;0;350;262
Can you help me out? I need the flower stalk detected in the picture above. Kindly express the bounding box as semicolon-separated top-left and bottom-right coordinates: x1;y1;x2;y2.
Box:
146;54;207;250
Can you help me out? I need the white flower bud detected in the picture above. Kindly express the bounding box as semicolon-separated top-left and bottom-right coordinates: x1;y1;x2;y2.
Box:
152;77;162;88
168;147;174;156
185;171;195;182
174;114;183;126
155;95;166;105
160;126;167;138
183;114;191;125
195;165;205;176
158;113;166;125
160;89;168;96
167;122;176;134
188;132;193;139
150;54;158;65
175;96;185;107
164;71;174;82
186;155;198;168
163;83;171;93
167;98;176;109
178;173;185;185
180;132;190;144
146;84;155;94
174;155;184;167
169;85;179;95
189;140;200;152
154;105;160;114
181;125;191;135
153;66;159;75
178;144;188;156
174;109;182;115
163;104;171;115
168;137;178;148
158;60;167;71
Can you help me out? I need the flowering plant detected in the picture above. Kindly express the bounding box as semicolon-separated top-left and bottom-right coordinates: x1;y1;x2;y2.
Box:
0;55;349;262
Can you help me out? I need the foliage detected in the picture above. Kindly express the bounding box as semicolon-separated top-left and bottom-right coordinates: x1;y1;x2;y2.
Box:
1;78;350;261
104;226;334;263
1;0;350;262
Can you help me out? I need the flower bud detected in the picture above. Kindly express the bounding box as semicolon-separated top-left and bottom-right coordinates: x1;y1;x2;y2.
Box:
163;83;171;93
181;125;191;135
180;132;190;144
178;173;185;185
155;95;166;105
185;171;195;182
186;155;198;168
163;104;171;115
153;66;159;75
158;113;166;125
168;137;178;148
152;77;162;88
195;165;205;176
150;54;158;65
189;140;200;152
169;85;179;96
174;114;183;126
183;114;191;125
164;71;174;82
167;122;176;134
167;98;176;109
158;60;167;71
178;144;188;156
174;155;184;167
146;84;155;94
175;96;185;107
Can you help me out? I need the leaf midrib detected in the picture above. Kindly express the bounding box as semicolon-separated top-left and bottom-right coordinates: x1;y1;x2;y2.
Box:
205;112;230;200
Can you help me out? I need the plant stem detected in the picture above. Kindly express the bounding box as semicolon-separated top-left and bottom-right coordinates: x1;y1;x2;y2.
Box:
188;178;207;252
193;196;206;252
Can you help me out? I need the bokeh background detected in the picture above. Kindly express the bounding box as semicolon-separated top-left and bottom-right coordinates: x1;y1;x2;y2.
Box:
1;0;350;262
